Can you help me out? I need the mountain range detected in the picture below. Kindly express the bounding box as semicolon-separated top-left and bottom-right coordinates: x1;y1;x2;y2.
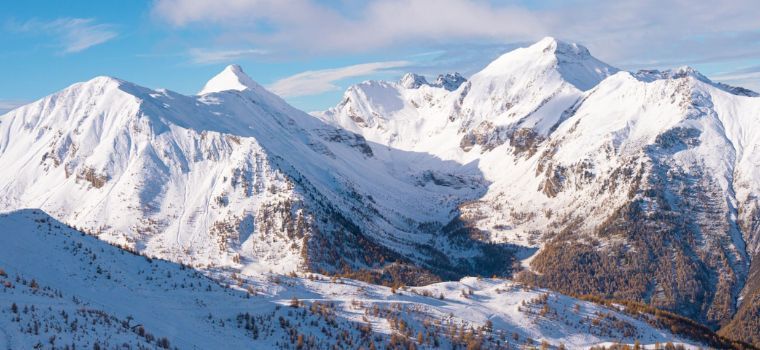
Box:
1;37;759;348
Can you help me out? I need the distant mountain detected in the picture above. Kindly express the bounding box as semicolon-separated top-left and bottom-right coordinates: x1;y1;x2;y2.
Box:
315;37;760;343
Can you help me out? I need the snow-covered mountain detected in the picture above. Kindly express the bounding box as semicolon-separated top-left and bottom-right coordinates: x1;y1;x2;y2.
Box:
318;37;617;154
2;36;760;347
316;37;760;340
0;209;732;349
0;64;514;286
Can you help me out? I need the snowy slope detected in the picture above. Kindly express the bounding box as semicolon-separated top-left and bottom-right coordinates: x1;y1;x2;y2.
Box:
0;209;709;349
316;37;760;330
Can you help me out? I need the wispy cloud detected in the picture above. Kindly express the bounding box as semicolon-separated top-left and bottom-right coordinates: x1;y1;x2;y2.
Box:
9;18;117;53
710;65;760;92
714;64;760;77
0;99;27;114
268;60;410;97
712;71;760;81
188;48;269;64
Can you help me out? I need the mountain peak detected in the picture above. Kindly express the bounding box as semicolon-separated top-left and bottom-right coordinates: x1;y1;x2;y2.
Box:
199;64;260;95
530;36;591;59
397;72;467;91
634;66;759;97
477;37;618;91
634;66;704;82
76;76;129;91
399;73;429;89
434;72;467;91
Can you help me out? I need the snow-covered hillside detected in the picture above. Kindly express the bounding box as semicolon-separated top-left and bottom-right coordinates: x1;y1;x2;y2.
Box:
316;37;760;335
0;209;714;349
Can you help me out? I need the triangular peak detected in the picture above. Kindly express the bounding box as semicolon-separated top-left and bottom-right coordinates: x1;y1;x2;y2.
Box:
199;64;262;95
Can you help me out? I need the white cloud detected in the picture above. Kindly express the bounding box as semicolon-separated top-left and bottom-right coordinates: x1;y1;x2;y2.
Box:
151;0;760;67
0;99;26;114
152;0;542;52
152;0;303;26
188;48;269;64
268;61;410;97
11;18;117;53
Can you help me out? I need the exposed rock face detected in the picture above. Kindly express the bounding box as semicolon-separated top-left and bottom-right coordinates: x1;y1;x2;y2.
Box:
459;121;507;153
433;72;467;91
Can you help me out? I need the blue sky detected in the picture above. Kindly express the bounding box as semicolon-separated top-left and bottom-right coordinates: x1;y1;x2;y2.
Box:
2;0;759;113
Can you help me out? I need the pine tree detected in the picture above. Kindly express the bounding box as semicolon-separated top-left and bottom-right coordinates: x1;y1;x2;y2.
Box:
157;337;171;349
483;320;493;333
